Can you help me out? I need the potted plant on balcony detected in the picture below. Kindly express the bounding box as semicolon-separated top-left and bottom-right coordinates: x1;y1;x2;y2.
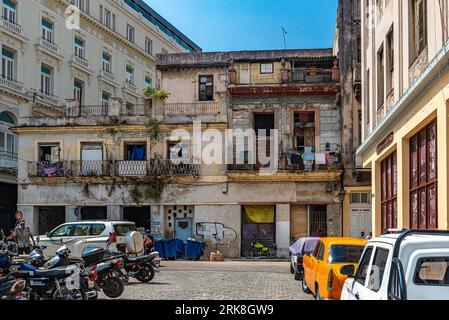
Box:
143;87;170;102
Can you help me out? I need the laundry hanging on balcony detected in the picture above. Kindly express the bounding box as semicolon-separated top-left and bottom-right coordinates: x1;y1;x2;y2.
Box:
37;161;64;177
244;205;275;224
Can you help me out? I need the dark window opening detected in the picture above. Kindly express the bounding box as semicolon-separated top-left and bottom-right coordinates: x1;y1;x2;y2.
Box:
125;142;146;161
199;75;213;101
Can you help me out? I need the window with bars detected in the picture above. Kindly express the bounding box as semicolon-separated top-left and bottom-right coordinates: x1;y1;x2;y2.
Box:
381;151;397;231
410;120;437;230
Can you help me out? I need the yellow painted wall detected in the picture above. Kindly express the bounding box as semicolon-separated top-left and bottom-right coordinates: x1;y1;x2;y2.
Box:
361;72;449;235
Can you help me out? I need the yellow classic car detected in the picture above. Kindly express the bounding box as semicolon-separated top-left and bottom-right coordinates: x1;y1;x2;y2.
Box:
302;237;367;300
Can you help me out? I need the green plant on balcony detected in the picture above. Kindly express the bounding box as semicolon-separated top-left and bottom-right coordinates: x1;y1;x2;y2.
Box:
144;86;170;102
146;117;162;143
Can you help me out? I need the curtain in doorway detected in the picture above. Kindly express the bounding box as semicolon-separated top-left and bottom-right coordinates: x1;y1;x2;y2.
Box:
244;205;275;224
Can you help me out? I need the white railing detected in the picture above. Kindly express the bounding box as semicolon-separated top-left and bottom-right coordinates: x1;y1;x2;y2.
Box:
0;77;23;93
1;17;24;36
115;161;148;176
100;69;115;82
40;37;59;54
0;151;18;169
37;91;60;106
124;81;137;92
164;102;223;116
73;54;89;68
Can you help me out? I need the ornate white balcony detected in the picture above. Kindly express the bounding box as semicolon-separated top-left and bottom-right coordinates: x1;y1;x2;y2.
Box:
39;37;59;54
0;17;24;38
0;77;23;94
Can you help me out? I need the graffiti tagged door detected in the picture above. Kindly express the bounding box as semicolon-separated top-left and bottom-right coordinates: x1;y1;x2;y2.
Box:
175;218;193;242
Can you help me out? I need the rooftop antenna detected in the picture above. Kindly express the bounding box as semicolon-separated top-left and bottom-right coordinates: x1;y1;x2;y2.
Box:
281;26;288;49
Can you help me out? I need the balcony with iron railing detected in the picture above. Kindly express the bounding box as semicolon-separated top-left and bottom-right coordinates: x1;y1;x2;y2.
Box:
27;159;200;178
1;17;24;38
0;76;23;94
227;152;342;174
291;68;334;83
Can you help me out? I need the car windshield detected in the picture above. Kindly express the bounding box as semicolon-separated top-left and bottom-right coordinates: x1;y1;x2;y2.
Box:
328;245;365;264
114;224;137;236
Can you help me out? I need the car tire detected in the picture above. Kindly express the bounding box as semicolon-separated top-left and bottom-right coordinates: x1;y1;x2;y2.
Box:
301;278;312;294
314;285;323;300
294;270;302;281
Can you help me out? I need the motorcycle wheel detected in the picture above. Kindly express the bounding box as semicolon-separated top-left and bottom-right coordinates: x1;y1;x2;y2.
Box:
135;263;155;283
246;249;255;259
268;249;277;259
102;277;124;298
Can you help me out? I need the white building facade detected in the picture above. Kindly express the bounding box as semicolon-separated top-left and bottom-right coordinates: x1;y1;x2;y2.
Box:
0;0;200;230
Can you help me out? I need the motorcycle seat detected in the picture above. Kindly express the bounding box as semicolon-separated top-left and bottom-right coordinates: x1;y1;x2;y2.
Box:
125;255;149;263
33;267;75;279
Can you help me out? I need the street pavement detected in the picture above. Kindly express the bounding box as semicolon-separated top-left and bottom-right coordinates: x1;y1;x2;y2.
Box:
100;260;313;300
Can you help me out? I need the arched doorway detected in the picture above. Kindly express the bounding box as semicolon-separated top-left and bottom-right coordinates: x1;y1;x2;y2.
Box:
0;111;18;233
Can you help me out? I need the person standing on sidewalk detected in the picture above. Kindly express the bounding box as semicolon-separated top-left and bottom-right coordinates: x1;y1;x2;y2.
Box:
13;220;35;255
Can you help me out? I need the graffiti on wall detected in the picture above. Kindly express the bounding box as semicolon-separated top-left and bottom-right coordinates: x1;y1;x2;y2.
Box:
195;222;238;245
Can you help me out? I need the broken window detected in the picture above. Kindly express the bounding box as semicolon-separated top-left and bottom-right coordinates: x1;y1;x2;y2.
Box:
167;141;190;162
38;143;60;162
198;75;213;101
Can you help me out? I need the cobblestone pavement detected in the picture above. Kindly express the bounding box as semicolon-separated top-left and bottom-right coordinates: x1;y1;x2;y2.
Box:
100;260;313;300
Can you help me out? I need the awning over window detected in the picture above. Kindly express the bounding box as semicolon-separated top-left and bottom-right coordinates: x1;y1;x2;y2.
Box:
244;205;275;224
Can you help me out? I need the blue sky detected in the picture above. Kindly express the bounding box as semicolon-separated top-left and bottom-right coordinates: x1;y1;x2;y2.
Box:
145;0;338;52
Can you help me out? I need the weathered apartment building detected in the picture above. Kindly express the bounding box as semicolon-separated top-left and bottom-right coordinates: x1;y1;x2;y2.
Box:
0;0;199;230
334;0;372;238
358;0;449;235
14;46;342;258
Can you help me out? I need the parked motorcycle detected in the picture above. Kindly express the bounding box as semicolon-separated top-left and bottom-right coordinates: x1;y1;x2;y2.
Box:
4;261;83;300
36;245;124;299
247;241;278;259
104;241;157;283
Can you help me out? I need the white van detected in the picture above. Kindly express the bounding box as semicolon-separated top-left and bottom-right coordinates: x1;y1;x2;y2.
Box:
341;230;449;300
